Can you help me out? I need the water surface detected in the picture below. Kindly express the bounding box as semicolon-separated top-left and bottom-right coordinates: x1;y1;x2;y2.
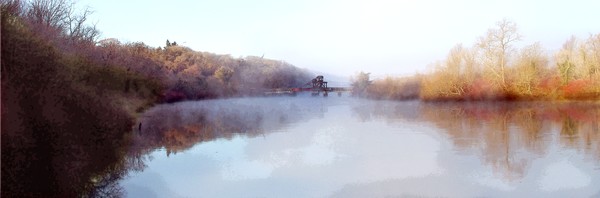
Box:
123;95;600;197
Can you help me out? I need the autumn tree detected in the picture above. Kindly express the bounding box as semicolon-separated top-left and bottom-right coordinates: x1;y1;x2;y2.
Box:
65;5;99;42
556;36;578;85
420;44;481;100
24;0;99;42
478;19;521;87
215;66;234;84
554;34;600;98
25;0;71;28
512;42;548;95
442;44;470;96
1;1;148;196
580;34;600;80
582;34;600;95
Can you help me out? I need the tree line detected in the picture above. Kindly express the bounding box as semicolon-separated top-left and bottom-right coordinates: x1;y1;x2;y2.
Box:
97;39;312;102
353;19;600;101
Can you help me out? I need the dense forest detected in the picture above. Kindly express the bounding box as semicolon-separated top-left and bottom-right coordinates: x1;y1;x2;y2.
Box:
353;19;600;101
1;0;311;196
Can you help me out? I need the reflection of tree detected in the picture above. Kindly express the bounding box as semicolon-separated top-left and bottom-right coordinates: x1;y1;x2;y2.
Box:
561;116;578;143
128;98;325;159
350;100;421;122
132;106;260;157
1;102;134;197
416;103;531;180
351;100;600;181
557;105;600;160
418;102;600;181
120;98;347;190
513;109;546;155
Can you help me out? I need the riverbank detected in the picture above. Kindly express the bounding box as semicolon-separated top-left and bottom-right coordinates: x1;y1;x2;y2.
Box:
354;74;600;101
351;20;600;101
1;1;313;196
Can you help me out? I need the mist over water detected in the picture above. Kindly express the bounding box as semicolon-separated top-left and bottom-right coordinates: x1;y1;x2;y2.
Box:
123;96;600;197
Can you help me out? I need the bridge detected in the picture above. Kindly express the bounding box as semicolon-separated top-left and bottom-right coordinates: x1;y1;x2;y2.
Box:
264;75;351;97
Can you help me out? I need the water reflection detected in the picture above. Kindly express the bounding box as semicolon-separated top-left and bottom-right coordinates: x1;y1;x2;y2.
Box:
1;116;132;197
125;96;445;197
124;98;600;197
129;97;333;158
418;102;600;181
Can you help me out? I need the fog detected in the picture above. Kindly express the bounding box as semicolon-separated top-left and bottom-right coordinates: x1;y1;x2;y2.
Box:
123;96;600;197
131;94;345;156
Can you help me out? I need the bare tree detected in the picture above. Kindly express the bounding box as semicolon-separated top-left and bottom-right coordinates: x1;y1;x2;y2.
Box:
513;42;548;94
478;19;522;87
66;6;99;42
581;34;600;79
0;0;24;17
556;36;578;85
443;44;467;96
23;0;99;42
25;0;70;28
420;44;480;99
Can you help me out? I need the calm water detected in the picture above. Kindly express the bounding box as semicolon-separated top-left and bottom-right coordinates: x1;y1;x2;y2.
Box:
122;95;600;197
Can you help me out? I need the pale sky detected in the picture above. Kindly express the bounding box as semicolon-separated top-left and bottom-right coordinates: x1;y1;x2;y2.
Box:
79;0;600;78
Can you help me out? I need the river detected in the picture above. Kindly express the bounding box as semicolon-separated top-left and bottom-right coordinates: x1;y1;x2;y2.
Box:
121;95;600;197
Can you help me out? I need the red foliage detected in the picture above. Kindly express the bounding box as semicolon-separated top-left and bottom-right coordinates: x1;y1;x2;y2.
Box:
562;79;592;98
465;78;495;100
